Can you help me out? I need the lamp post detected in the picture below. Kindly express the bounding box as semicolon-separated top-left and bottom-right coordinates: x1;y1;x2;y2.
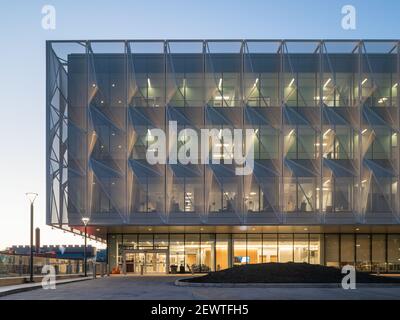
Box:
81;217;90;277
25;192;38;283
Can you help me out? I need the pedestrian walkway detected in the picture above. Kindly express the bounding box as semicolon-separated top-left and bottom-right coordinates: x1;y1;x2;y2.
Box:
2;275;400;300
0;276;92;297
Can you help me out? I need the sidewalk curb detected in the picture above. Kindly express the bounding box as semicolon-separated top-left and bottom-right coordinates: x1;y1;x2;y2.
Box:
174;279;400;288
0;277;93;297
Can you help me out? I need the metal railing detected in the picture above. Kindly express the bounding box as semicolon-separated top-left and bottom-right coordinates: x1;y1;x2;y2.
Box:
0;253;89;278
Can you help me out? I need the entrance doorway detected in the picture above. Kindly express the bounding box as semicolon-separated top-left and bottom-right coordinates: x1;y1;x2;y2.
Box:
123;249;169;274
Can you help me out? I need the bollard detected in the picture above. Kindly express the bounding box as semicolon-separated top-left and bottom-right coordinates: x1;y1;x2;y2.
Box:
92;263;96;279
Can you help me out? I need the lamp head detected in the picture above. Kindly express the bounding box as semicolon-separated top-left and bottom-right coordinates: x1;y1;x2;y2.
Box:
81;217;90;226
25;192;38;204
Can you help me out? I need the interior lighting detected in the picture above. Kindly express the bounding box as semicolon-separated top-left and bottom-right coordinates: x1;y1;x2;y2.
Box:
253;78;259;87
323;78;331;88
323;128;331;136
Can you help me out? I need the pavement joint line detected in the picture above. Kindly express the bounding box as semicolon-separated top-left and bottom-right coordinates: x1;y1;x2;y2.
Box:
0;277;95;297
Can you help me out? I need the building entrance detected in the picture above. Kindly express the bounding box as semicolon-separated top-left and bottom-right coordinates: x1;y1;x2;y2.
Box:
123;249;169;274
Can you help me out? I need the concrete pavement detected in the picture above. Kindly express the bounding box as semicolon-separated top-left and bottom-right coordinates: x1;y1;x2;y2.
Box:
1;275;400;300
0;277;92;297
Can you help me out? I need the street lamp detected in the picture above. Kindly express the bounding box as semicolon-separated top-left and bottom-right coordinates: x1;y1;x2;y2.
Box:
81;217;90;277
25;192;38;283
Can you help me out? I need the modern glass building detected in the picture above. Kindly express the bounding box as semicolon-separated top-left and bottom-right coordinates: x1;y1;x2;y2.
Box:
47;40;400;274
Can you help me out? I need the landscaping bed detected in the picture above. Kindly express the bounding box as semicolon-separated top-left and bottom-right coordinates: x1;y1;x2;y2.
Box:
181;263;400;284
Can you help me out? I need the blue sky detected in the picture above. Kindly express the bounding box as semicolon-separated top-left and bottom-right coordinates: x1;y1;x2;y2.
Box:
0;0;399;248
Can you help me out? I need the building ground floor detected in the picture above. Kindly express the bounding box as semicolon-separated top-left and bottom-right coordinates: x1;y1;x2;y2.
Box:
107;231;400;274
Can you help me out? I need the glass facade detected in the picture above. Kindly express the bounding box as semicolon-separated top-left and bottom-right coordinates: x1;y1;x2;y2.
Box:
47;40;400;226
107;232;400;273
46;40;400;274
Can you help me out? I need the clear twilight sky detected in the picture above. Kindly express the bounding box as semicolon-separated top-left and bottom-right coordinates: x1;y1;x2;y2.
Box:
0;0;399;249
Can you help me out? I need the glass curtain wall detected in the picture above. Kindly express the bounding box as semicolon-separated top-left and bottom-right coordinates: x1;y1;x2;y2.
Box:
107;233;400;273
47;40;400;226
216;234;230;271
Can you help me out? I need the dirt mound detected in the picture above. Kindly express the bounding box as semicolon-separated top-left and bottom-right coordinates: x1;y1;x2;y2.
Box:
182;263;400;283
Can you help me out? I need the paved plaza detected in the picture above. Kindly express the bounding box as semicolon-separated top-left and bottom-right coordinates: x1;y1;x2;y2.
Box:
1;275;400;300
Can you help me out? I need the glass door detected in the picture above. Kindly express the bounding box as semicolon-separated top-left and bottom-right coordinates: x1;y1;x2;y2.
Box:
145;252;157;273
124;250;168;274
145;252;167;273
125;253;135;273
156;252;167;273
134;252;145;273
